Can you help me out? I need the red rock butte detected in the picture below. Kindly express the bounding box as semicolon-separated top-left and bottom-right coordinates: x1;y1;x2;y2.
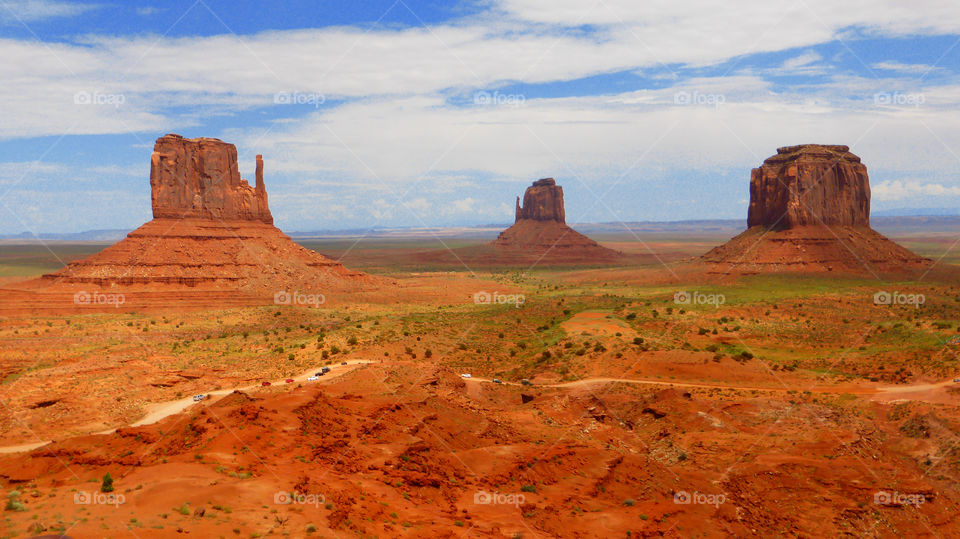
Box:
702;144;928;275
2;134;378;311
150;134;273;223
491;178;621;261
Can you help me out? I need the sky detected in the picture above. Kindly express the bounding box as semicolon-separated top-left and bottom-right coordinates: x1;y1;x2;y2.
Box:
1;0;960;234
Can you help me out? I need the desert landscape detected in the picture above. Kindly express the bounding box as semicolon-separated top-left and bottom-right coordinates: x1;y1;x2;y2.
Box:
3;2;960;538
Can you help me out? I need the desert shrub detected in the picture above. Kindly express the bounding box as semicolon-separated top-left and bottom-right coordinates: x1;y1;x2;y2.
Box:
101;473;114;493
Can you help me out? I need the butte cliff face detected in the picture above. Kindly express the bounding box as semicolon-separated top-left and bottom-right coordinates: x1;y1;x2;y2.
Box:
747;145;870;229
150;134;273;223
491;178;620;262
515;178;566;223
38;134;373;300
703;144;927;275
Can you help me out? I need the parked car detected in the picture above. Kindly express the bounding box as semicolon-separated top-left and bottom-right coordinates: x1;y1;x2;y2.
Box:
461;373;472;378
261;381;271;387
285;378;295;384
521;379;532;386
954;378;959;383
341;361;348;366
492;379;502;384
307;376;319;381
321;367;331;374
192;394;206;402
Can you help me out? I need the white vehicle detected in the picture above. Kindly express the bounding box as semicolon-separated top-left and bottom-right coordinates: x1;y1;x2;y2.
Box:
461;373;472;379
307;376;319;381
192;394;205;402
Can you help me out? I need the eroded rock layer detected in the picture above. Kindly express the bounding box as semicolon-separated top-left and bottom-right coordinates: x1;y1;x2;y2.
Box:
492;178;620;261
703;145;928;275
748;145;869;229
33;134;375;297
150;134;273;223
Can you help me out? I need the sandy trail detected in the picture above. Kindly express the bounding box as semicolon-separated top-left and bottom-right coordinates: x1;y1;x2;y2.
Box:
0;359;373;455
464;374;960;401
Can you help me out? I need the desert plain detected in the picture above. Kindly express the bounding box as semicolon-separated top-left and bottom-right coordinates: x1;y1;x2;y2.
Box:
1;209;960;537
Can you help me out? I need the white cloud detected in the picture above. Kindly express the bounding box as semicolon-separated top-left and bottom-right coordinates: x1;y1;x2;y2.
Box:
135;6;162;16
0;0;99;23
781;51;822;70
2;0;960;139
872;61;939;75
873;179;960;201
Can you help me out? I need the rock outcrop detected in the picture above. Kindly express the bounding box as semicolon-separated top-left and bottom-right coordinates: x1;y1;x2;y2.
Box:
491;178;621;262
515;178;565;222
703;144;928;275
39;134;375;299
747;145;869;229
150;134;272;223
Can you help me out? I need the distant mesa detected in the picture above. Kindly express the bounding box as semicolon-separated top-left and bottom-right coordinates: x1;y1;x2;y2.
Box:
702;144;929;275
32;133;375;302
491;178;621;260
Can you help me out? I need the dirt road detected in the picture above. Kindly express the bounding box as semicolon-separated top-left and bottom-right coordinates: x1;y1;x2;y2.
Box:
0;359;373;455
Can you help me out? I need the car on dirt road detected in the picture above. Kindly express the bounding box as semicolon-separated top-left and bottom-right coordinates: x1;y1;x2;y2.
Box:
322;367;331;374
341;361;347;366
521;379;532;386
461;373;472;378
307;376;319;381
285;378;295;384
192;394;206;402
261;381;271;387
493;379;502;384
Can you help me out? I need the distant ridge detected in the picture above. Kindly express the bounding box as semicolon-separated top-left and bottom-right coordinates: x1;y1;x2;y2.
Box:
3;216;959;242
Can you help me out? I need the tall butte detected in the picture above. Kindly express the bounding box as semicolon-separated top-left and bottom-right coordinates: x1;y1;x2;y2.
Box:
40;134;372;296
702;144;928;275
492;178;620;260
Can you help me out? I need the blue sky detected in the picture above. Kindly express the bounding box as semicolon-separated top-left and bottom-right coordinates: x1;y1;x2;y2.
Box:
2;0;960;234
